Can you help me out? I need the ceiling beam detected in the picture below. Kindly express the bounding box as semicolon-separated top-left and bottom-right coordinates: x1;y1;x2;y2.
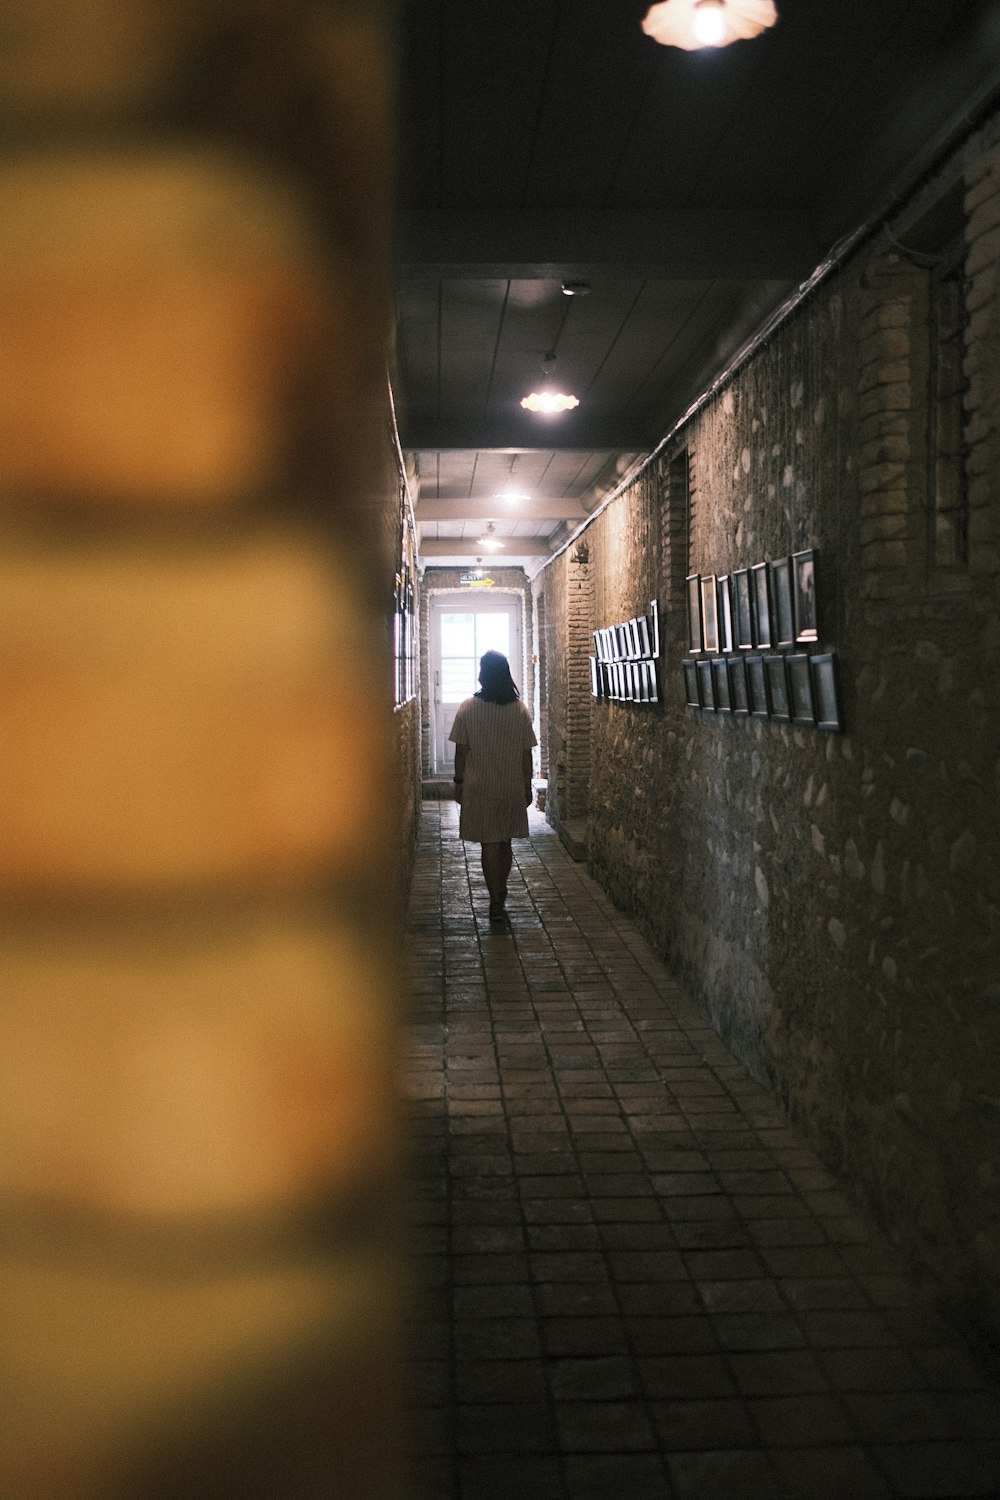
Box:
419;538;553;558
416;497;587;522
398;208;819;280
406;417;650;453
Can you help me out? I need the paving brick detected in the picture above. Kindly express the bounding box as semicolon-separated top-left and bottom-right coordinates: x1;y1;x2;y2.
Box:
405;804;1000;1489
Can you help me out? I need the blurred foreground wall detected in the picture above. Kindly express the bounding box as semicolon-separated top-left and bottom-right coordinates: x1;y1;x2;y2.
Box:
0;4;406;1495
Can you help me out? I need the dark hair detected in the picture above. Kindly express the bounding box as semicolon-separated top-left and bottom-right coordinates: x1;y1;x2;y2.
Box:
476;650;520;705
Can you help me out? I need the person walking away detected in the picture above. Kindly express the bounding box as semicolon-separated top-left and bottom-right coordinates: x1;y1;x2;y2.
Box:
449;650;536;923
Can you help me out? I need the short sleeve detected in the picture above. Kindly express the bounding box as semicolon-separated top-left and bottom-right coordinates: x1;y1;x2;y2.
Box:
448;701;469;745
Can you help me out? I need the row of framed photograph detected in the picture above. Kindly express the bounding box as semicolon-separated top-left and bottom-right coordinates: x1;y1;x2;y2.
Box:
594;601;661;664
591;657;660;703
688;549;817;656
683;650;841;731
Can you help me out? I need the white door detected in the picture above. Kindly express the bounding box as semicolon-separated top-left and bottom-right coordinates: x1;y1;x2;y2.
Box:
430;597;522;774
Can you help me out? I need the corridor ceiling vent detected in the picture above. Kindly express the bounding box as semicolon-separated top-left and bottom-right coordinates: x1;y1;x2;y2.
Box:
520;352;580;415
642;0;778;50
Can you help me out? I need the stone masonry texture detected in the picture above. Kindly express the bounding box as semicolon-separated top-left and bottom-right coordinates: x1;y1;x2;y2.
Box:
535;109;1000;1350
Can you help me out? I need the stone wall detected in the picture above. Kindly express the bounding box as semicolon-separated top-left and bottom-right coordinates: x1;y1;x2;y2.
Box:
0;5;404;1495
536;111;1000;1343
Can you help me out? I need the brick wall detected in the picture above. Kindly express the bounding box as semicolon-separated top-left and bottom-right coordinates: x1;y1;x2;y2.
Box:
536;109;1000;1344
1;5;405;1496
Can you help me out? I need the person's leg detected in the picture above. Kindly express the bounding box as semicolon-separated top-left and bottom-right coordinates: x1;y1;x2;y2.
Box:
499;842;513;903
480;842;510;917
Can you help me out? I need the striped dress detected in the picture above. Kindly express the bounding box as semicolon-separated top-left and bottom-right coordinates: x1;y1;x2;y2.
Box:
449;696;537;843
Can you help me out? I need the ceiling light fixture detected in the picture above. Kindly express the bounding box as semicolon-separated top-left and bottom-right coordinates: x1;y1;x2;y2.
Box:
521;352;580;416
495;488;530;503
476;522;504;552
641;0;777;50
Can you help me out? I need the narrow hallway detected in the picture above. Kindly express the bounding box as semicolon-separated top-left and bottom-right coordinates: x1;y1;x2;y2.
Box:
404;804;1000;1500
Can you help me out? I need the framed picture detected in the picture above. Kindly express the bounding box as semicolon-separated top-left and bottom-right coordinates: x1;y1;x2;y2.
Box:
787;653;815;724
717;575;734;654
711;657;731;711
649;600;661;659
696;657;715;709
628;662;640;700
729;655;750;713
733;568;753;649
617;623;631;660
645;661;660;703
636;662;650;703
589;657;601;697
600;662;611;698
700;575;719;654
811;653;841;731
747;655;769;715
637;614;651;658
770;557;794;648
766;655;790;720
687;574;703;654
793;548;818;643
751;562;771;649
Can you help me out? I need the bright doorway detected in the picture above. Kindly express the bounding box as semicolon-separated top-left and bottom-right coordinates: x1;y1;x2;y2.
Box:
429;595;522;774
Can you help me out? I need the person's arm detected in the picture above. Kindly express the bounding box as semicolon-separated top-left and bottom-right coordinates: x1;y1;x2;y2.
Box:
454;744;468;801
522;747;533;807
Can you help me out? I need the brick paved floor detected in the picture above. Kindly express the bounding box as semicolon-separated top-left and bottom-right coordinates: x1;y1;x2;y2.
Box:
403;803;1000;1500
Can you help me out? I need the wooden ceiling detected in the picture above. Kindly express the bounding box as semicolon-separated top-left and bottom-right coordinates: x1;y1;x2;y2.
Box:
394;0;1000;573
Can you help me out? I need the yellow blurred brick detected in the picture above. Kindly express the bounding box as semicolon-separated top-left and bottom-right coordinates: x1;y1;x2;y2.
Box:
0;152;345;506
0;909;396;1216
0;0;202;113
0;530;392;889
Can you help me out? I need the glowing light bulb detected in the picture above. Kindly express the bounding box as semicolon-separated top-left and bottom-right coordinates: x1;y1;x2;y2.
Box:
520;390;580;414
692;0;726;45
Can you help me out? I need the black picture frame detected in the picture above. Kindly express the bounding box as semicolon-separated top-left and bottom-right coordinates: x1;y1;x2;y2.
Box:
590;656;601;697
811;653;841;732
649;600;661;659
787;653;815;724
729;655;750;713
717;575;734;654
687;575;703;653
683;660;699;706
751;562;772;649
637;614;651;658
747;655;769;715
733;569;753;649
766;655;790;720
793;548;818;643
712;657;731;711
646;661;660;704
701;575;719;654
770;557;794;648
696;657;715;709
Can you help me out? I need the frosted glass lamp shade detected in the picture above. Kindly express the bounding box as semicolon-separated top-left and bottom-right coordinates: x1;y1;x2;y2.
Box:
642;0;777;49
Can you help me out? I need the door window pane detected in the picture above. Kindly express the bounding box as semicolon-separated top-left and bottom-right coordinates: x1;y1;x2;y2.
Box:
441;659;477;700
440;613;475;658
475;614;510;657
